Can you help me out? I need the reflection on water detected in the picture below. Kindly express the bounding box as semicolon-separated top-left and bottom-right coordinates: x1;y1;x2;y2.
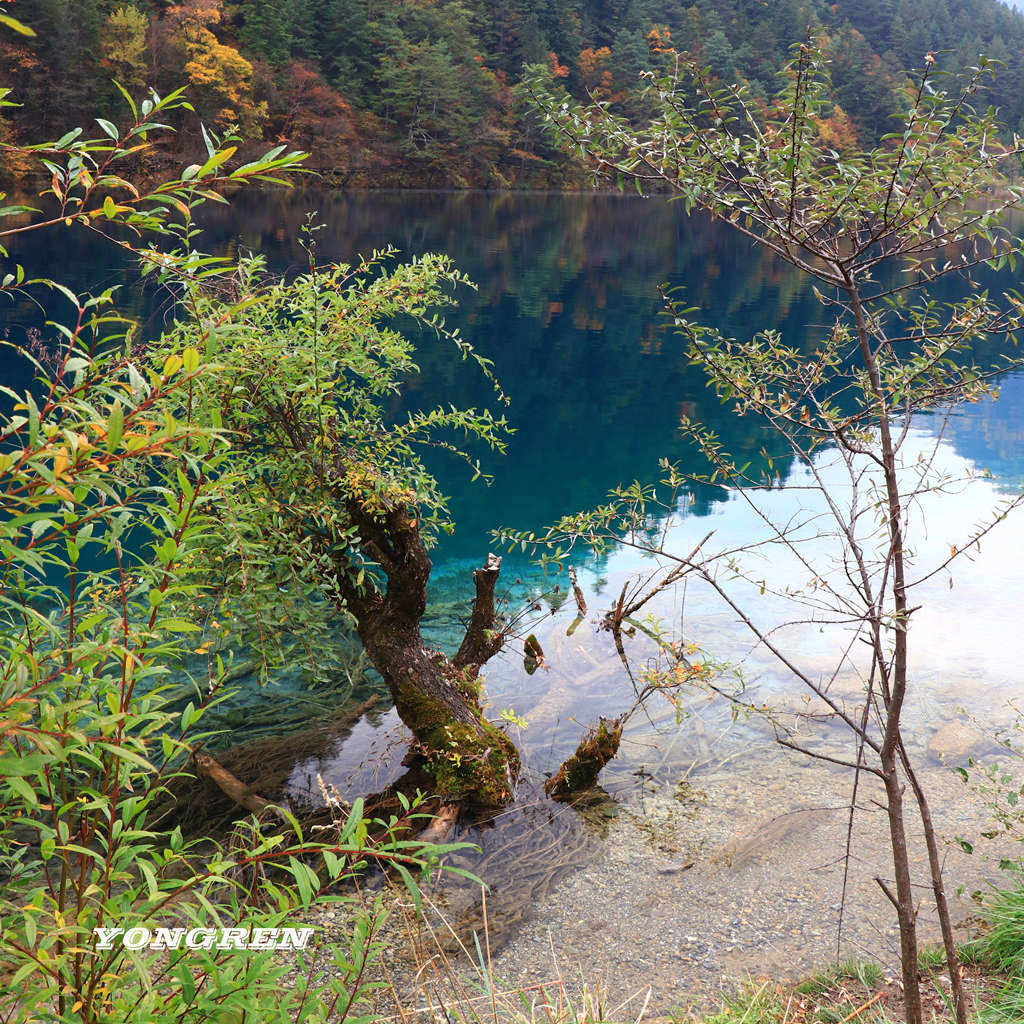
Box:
6;188;1019;581
2;189;824;572
6;191;1024;1009
295;427;1024;1012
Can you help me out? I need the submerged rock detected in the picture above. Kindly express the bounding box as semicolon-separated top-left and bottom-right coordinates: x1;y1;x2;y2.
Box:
927;720;990;764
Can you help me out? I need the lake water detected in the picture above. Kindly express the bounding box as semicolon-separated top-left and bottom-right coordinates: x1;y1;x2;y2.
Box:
6;190;1024;1012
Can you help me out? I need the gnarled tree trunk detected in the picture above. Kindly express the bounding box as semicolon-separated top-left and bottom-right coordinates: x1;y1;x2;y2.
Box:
335;503;519;808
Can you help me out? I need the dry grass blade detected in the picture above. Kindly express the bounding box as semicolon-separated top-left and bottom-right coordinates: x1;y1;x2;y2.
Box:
378;884;658;1023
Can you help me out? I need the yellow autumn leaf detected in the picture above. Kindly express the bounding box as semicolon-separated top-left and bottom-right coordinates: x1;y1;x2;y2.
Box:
53;448;69;479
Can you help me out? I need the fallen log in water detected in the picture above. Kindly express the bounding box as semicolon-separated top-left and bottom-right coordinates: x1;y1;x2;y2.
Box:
154;695;381;835
191;749;283;818
568;565;587;616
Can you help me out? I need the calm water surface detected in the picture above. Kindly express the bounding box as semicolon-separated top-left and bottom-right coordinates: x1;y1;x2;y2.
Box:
6;191;1024;1010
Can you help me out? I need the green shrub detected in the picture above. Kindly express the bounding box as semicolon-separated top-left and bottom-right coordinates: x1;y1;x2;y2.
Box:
0;84;456;1024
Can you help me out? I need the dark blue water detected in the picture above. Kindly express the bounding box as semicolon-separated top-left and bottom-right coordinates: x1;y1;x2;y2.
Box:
1;191;820;570
4;189;1022;725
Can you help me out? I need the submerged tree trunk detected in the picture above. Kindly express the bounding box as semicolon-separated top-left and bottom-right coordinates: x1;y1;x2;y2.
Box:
335;503;519;807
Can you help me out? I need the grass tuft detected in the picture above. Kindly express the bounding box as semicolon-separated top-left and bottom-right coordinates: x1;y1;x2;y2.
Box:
793;957;881;997
974;868;1024;1023
702;982;786;1024
917;945;948;972
979;873;1024;975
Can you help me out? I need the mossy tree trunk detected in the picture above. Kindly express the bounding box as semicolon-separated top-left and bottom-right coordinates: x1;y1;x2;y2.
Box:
334;502;519;807
544;717;622;800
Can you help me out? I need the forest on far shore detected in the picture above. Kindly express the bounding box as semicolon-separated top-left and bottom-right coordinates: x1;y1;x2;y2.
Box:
4;0;1024;187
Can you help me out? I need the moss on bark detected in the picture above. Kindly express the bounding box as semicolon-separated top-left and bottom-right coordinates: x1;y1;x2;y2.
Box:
395;675;520;807
544;716;623;800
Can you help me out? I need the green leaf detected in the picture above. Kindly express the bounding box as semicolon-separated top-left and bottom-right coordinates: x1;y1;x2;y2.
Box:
322;850;341;879
156;617;199;633
392;862;421;913
6;775;37;806
290;856;312;905
6;962;36;988
107;401;123;451
26;392;39;448
0;12;36;36
54;127;83;148
112;81;138;120
197;146;237;178
139;860;160;900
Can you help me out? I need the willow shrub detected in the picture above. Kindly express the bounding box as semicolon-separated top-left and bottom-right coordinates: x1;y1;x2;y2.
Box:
0;87;450;1024
141;239;509;685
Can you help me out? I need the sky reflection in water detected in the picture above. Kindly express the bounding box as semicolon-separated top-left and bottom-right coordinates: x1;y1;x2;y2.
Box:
9;191;1024;1000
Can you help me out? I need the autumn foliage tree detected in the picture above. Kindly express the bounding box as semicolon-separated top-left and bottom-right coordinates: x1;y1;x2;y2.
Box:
7;0;1024;185
266;60;370;176
576;46;615;102
167;0;266;134
100;5;149;90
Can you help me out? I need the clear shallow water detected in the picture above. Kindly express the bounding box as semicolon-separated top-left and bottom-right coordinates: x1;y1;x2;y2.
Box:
333;441;1024;1014
6;191;1024;1009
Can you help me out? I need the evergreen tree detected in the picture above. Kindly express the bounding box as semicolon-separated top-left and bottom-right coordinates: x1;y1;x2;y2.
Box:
8;0;1024;186
232;0;290;65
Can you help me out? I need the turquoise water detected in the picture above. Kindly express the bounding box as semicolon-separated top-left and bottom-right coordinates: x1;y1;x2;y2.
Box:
3;191;812;561
5;189;1023;708
9;192;1024;1002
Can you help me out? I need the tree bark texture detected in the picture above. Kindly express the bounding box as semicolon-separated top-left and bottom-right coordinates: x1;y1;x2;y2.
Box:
849;280;923;1024
334;502;518;807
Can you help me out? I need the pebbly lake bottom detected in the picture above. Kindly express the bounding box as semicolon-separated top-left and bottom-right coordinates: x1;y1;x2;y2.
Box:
214;432;1024;1017
283;603;1020;1016
282;711;1014;1018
